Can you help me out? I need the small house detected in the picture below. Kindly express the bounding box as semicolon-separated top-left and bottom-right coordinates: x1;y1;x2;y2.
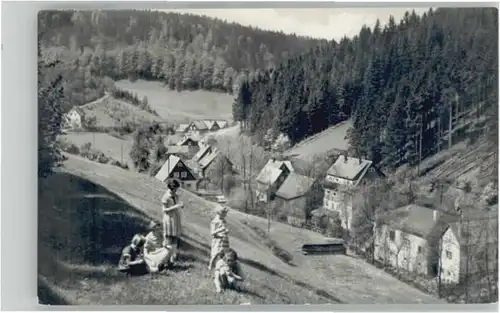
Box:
64;107;86;129
188;120;209;137
198;149;233;179
215;120;228;129
439;212;498;285
155;155;198;190
176;123;190;133
255;159;295;203
202;120;220;132
272;172;316;227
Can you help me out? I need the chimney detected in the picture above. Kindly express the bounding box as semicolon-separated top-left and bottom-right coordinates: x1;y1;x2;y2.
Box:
433;210;438;222
343;151;348;163
358;157;362;164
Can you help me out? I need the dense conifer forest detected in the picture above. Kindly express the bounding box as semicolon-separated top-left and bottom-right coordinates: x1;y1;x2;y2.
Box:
38;9;326;111
233;8;498;170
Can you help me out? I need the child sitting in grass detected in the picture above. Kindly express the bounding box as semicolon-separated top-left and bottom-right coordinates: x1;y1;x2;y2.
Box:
213;248;244;293
118;234;148;276
144;221;173;273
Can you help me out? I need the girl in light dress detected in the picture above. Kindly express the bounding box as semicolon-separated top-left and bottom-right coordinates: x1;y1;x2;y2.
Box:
143;221;173;273
161;179;184;262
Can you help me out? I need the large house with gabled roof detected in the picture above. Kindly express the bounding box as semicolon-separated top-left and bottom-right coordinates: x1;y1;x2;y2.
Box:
154;155;198;190
321;153;385;230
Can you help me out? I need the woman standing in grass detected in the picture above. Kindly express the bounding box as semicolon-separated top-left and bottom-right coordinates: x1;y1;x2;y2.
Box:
161;179;184;263
208;205;230;270
144;220;173;273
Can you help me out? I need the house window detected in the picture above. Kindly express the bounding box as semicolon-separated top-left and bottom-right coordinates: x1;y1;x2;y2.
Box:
369;168;375;173
418;246;423;254
173;172;180;178
446;250;452;259
333;192;337;197
181;171;187;178
389;230;395;241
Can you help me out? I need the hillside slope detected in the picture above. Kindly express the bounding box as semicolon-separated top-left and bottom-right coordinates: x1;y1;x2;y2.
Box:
285;120;351;161
38;154;444;305
80;94;164;128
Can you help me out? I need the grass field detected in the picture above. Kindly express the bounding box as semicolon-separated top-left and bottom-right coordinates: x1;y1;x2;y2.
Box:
115;80;234;123
285;120;352;161
38;154;444;305
81;94;164;128
61;132;135;168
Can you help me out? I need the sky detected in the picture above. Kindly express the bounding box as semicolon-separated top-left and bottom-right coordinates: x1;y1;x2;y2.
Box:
162;8;431;41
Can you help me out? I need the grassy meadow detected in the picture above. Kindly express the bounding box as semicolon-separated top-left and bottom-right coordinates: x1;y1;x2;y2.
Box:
115;80;235;123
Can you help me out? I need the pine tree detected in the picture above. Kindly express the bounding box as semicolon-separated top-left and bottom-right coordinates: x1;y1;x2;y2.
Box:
38;41;65;178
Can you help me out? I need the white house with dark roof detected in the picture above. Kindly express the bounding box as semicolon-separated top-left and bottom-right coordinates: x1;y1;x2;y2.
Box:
374;204;457;277
64;106;86;129
255;159;295;203
154;155;198;190
322;154;385;230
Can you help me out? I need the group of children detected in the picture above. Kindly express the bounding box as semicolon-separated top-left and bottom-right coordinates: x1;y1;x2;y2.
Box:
117;203;244;293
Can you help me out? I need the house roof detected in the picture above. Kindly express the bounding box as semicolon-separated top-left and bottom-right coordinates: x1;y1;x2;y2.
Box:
256;166;283;186
191;120;208;130
199;150;220;170
176;124;190;132
177;136;198;146
216;120;228;128
275;173;315;200
70;106;85;116
376;204;458;240
166;145;190;155
255;159;295;185
155;155;182;182
326;156;373;183
202;120;217;129
193;144;212;162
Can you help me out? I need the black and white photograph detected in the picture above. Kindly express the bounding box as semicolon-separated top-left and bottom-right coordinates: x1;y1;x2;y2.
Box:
37;7;498;305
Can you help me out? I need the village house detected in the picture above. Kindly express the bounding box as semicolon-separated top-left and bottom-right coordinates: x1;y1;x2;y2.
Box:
197;148;233;179
374;204;457;277
188;120;209;137
176;123;190;134
255;159;295;203
202;120;220;132
216;120;228;129
64;107;86;129
271;172;316;227
439;211;498;285
154;155;198;190
322;153;385;230
166;136;200;159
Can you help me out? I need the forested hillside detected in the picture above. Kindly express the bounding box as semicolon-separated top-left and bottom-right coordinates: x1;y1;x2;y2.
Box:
234;8;498;170
38;9;326;111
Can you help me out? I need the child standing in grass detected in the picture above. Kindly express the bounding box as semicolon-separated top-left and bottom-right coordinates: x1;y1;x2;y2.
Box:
208;205;230;270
